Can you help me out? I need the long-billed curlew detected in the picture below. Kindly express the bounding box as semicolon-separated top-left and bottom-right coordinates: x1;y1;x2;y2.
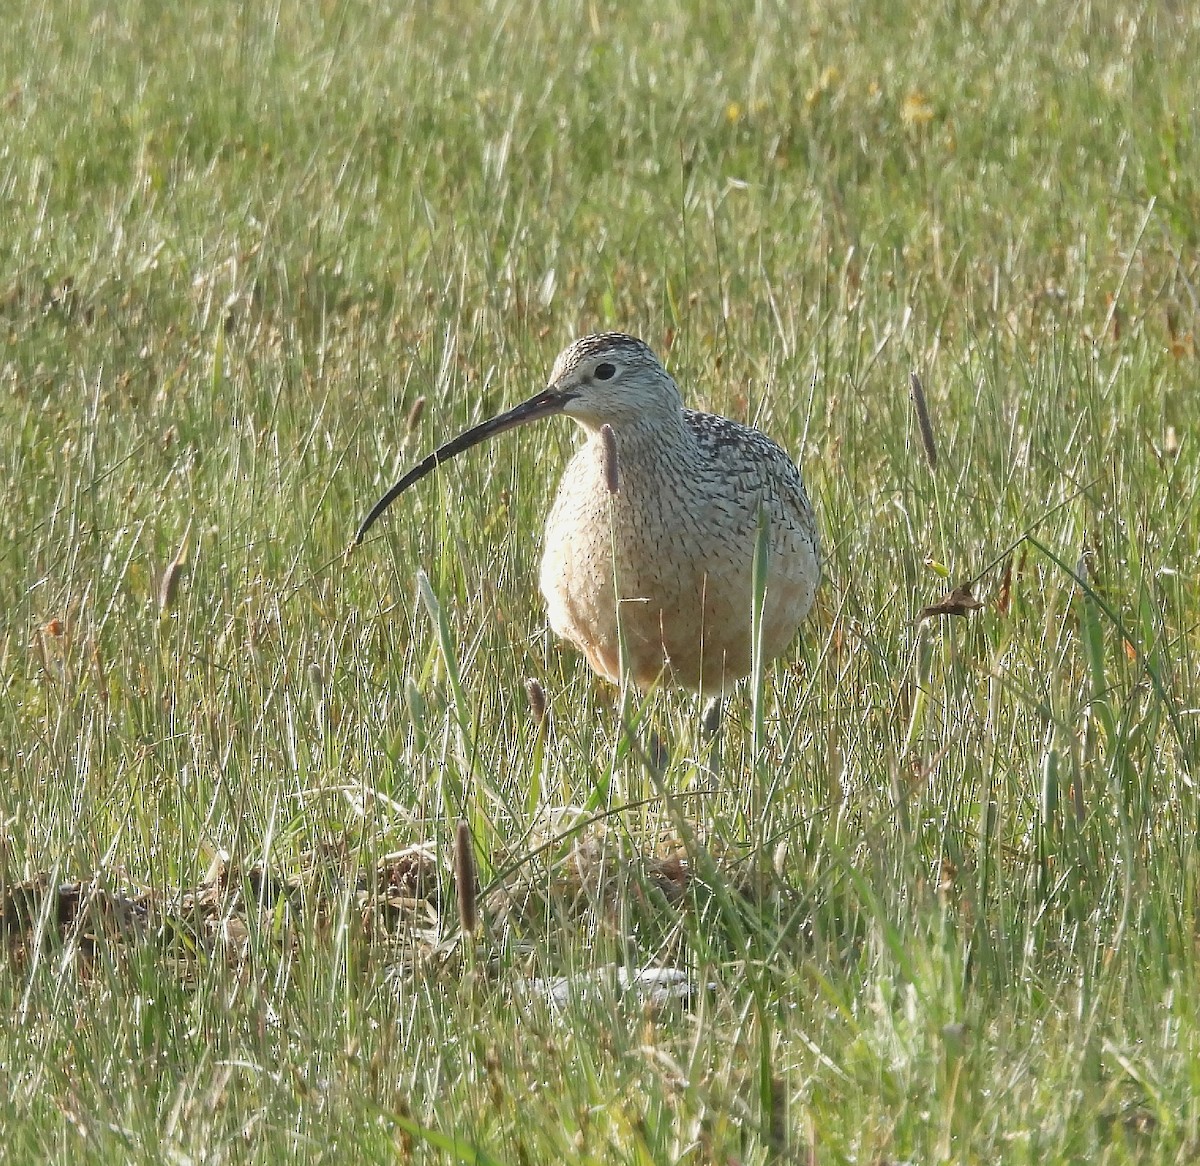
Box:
354;333;820;698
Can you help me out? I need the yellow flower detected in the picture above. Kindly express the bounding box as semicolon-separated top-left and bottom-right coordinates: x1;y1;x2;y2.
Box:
805;64;841;108
901;90;935;127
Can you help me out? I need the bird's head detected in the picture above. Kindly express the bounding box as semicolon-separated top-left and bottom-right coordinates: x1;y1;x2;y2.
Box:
546;333;684;431
352;332;679;544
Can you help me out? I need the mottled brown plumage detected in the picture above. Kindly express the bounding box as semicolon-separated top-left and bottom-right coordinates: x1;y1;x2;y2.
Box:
356;333;820;696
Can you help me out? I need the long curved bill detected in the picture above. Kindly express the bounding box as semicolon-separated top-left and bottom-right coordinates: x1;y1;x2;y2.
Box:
353;386;575;545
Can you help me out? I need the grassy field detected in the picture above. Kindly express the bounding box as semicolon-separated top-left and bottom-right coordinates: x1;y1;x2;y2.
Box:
3;0;1199;1160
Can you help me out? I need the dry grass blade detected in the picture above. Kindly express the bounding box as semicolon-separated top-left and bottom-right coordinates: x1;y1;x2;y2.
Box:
158;522;192;614
996;556;1014;616
918;581;984;622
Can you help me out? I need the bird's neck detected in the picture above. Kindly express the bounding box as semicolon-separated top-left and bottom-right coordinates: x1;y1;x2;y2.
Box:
578;409;691;450
578;410;698;487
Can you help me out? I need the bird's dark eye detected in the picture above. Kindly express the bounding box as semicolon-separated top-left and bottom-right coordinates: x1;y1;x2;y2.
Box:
594;362;617;381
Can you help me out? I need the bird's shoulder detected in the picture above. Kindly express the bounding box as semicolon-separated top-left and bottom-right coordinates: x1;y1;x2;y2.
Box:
681;408;817;543
682;408;804;488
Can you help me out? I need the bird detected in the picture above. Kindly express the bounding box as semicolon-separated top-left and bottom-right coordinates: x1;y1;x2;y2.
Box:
354;332;820;699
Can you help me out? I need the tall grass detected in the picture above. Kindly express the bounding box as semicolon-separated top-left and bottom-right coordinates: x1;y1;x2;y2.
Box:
2;0;1198;1160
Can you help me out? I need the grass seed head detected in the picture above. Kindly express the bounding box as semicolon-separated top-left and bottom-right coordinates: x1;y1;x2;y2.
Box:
909;371;938;471
523;677;547;726
453;820;477;935
600;423;620;495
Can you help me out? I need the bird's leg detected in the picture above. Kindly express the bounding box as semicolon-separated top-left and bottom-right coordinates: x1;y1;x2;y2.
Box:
697;694;724;785
700;695;724;736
